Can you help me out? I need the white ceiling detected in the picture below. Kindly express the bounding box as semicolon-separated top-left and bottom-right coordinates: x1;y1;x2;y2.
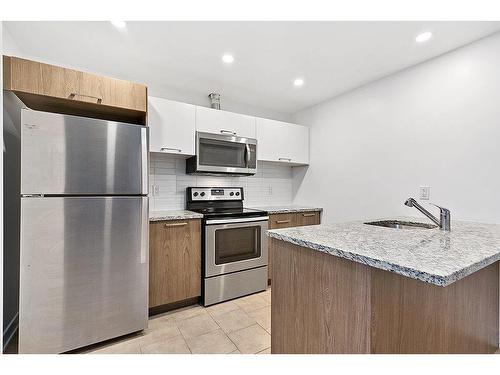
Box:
4;21;500;114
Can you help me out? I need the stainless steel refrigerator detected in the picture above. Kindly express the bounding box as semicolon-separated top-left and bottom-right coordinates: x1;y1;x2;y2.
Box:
6;93;149;353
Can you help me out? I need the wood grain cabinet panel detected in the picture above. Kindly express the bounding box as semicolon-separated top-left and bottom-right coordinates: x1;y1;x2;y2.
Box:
271;239;371;353
296;211;321;226
149;219;201;308
268;213;297;281
268;213;297;230
3;56;147;124
271;239;499;354
267;211;321;282
40;62;80;100
4;56;43;94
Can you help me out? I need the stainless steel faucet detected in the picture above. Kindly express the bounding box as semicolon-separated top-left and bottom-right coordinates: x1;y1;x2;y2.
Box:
404;197;451;231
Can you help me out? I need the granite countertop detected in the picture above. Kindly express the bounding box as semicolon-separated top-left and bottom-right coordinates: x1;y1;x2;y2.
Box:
149;210;203;222
249;205;323;214
267;216;500;286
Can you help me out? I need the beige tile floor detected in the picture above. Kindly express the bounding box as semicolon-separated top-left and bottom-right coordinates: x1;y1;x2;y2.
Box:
6;284;500;354
83;288;272;354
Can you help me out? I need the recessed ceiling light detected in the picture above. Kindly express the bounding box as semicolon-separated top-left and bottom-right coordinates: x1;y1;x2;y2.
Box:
222;54;234;64
416;31;432;43
293;78;304;87
110;20;126;29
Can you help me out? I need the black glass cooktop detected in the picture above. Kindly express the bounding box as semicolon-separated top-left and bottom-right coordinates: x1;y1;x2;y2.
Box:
189;207;267;219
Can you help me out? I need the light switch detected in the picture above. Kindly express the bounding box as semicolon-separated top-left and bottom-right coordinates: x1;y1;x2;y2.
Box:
419;186;430;200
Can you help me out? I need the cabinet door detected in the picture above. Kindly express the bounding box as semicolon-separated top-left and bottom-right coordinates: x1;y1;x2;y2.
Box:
77;71;147;112
256;118;287;163
268;213;297;282
196;106;256;138
296;211;321;226
287;123;309;164
148;97;196;155
256;117;309;165
4;56;147;113
149;220;201;308
40;62;79;100
4;56;43;93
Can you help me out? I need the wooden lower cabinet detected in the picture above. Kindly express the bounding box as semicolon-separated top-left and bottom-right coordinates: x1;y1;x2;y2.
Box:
296;211;321;226
268;211;321;282
149;219;201;309
268;213;298;229
271;239;499;354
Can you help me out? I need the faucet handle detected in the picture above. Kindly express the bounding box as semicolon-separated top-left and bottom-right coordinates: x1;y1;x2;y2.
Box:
429;203;450;213
429;203;451;231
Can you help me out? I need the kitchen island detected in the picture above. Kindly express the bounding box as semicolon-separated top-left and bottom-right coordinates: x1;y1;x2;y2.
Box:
267;217;500;354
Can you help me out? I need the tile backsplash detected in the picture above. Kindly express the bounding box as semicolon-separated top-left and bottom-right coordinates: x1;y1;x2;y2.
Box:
149;153;293;211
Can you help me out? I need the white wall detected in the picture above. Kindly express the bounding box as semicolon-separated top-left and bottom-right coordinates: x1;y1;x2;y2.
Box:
2;25;21;56
150;154;294;211
292;32;500;224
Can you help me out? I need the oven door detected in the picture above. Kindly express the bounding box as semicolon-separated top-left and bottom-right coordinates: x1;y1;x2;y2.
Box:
205;216;268;277
196;132;257;175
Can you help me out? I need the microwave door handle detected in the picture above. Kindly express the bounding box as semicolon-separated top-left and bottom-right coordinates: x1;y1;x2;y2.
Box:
245;144;250;167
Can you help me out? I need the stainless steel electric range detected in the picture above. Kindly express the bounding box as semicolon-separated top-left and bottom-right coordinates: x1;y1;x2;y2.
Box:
186;187;268;306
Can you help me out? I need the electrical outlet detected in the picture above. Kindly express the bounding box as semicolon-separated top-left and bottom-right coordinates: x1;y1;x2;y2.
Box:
419;186;430;200
154;185;160;196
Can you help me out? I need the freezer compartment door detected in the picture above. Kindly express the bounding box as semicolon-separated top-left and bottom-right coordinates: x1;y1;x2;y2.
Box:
19;196;148;354
21;108;148;195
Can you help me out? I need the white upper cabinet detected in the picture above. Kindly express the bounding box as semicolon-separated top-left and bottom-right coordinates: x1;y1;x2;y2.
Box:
148;96;196;155
256;118;309;165
148;97;309;165
195;106;256;139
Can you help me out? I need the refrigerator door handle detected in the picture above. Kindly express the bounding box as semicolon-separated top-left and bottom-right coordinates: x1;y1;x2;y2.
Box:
141;197;149;264
141;127;149;195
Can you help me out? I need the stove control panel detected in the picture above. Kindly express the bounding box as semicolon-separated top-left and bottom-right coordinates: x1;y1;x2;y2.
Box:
188;187;243;201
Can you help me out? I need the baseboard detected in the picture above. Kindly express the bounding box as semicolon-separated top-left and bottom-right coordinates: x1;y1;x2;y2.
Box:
148;297;200;317
3;312;19;351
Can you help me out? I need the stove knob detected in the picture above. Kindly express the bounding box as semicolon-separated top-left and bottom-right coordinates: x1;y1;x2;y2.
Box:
235;192;240;196
230;192;234;196
193;192;198;197
200;192;205;197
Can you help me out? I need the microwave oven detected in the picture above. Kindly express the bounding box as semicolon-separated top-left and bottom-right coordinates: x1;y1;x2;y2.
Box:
186;132;257;176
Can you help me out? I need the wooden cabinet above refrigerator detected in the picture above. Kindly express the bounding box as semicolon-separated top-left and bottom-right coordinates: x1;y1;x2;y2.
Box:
3;55;148;125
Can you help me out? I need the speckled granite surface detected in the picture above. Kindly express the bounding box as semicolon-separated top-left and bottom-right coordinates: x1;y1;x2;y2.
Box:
249;205;322;214
149;210;203;222
267;216;500;286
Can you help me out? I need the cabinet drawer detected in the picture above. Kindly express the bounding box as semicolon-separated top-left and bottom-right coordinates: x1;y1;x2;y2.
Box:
268;213;297;229
149;219;201;308
296;211;321;226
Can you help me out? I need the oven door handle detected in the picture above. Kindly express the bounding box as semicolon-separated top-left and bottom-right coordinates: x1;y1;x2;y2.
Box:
205;216;269;225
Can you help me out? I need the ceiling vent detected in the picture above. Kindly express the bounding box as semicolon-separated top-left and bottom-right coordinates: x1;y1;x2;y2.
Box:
208;93;221;110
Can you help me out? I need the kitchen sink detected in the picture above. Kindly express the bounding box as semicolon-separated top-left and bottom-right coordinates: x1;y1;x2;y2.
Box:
364;220;437;230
